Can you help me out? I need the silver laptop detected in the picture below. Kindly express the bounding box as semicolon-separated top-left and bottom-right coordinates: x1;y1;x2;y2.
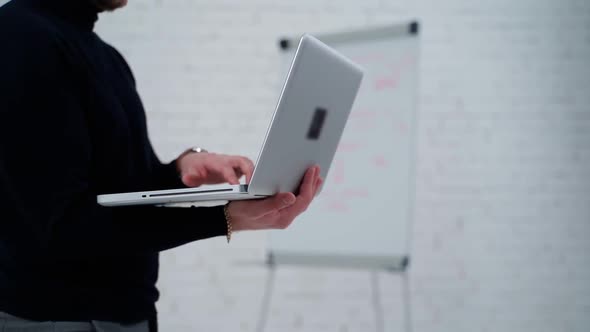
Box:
97;34;363;207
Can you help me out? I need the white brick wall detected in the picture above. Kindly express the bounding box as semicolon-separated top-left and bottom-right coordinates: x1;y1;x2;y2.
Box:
3;0;590;331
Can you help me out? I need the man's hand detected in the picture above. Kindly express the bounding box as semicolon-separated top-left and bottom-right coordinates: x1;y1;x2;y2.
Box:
228;166;323;231
177;152;255;187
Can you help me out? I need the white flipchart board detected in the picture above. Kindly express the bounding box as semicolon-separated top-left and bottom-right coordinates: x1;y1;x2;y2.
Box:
268;22;420;271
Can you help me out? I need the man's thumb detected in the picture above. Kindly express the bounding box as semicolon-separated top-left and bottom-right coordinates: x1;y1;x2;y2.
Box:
182;173;202;187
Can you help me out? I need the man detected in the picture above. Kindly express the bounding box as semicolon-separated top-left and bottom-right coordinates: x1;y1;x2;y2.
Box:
0;0;323;331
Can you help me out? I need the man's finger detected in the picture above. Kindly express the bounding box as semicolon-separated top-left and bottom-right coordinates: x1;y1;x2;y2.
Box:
242;157;255;183
280;166;319;219
234;157;254;183
221;167;240;185
298;166;318;199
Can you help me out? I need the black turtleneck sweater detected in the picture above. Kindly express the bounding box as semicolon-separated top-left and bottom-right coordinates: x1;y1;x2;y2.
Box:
0;0;227;323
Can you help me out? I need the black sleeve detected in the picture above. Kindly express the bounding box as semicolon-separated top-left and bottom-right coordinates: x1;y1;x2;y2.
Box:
0;21;226;261
147;147;188;190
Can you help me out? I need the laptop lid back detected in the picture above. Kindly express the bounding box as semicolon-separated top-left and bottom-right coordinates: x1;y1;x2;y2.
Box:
248;35;364;195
